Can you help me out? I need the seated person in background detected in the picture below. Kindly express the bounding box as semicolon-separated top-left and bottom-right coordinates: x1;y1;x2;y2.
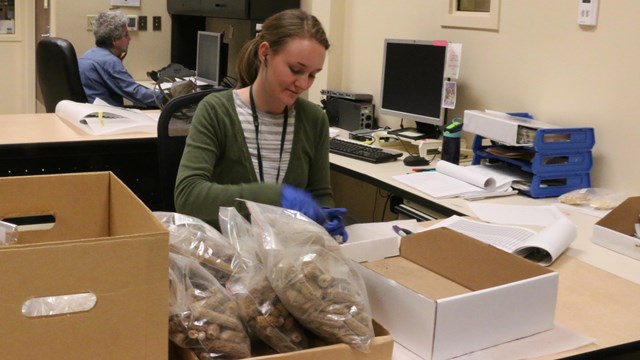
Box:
174;9;348;241
78;10;161;108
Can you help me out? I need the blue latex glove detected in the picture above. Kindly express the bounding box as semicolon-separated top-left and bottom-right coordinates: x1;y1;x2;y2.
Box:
322;208;349;243
281;184;326;224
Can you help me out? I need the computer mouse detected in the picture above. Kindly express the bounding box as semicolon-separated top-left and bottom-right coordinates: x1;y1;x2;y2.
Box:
403;155;430;167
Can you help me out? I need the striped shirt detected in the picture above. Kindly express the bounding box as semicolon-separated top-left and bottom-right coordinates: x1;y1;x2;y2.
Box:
233;90;295;184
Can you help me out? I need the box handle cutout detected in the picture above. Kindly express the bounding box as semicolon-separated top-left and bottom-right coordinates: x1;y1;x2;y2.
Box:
22;292;97;318
2;214;56;232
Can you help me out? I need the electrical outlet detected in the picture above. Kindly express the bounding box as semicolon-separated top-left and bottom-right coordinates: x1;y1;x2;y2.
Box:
138;16;147;31
86;15;97;31
152;16;161;31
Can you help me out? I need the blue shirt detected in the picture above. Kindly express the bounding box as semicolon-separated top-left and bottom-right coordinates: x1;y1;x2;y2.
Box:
78;47;161;107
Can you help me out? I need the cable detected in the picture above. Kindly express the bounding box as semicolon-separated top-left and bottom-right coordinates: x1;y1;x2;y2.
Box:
376;188;392;222
386;133;420;157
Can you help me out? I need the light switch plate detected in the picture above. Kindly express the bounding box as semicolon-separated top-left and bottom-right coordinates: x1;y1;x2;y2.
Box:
152;16;161;31
577;0;598;26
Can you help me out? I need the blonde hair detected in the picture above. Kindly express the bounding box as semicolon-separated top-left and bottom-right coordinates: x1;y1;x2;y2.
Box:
236;9;330;88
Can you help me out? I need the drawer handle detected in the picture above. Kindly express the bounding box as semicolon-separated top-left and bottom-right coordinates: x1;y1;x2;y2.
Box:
215;3;227;7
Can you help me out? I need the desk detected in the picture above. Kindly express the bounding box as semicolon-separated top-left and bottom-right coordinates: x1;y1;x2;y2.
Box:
4;116;640;357
330;150;640;286
329;140;640;358
0;112;161;209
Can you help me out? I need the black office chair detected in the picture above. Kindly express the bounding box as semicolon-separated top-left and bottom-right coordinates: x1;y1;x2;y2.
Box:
36;37;88;113
157;88;227;212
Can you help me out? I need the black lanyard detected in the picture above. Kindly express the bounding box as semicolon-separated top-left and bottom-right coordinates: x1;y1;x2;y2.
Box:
249;85;289;183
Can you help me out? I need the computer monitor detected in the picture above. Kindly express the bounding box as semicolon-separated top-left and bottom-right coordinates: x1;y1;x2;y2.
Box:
379;39;448;139
195;31;227;87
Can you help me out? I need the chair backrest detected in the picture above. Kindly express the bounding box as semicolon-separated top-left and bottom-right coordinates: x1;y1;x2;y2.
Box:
157;88;227;212
36;37;88;113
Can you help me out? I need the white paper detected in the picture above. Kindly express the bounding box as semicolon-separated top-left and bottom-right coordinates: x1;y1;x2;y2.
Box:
55;100;157;135
427;215;577;266
452;325;594;360
444;42;462;79
512;217;577;266
468;203;565;226
392;161;526;199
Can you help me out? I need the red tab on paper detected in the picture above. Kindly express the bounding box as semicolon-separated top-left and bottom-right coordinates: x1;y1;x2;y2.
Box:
433;40;448;47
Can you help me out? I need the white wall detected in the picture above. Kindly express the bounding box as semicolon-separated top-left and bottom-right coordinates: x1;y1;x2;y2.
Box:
52;0;171;82
321;0;640;193
3;0;638;193
0;0;171;114
0;1;35;114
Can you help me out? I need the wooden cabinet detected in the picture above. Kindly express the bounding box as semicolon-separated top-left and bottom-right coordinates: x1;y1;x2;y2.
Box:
167;0;299;20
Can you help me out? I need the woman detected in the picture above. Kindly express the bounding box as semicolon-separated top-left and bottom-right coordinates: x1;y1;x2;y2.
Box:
174;9;347;240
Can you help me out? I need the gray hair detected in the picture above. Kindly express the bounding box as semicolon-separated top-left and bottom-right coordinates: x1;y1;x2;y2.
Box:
94;10;128;49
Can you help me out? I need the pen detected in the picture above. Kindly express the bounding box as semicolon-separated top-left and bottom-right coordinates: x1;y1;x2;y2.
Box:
392;225;413;236
412;168;435;172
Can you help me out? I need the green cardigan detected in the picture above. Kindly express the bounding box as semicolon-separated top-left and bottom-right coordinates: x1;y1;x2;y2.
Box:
174;89;335;228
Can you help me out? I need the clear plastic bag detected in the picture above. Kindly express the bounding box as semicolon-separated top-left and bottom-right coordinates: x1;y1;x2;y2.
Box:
558;188;626;210
155;212;236;286
245;201;375;353
0;220;18;246
168;253;251;359
219;207;309;353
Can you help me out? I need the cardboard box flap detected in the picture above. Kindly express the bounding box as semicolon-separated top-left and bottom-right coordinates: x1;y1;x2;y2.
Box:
108;172;169;236
0;172;167;245
363;256;471;300
596;196;640;235
400;228;552;291
0;172;110;242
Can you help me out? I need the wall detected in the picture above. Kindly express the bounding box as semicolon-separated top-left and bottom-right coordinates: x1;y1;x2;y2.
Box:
326;0;640;193
4;1;638;193
52;0;171;82
0;1;34;114
0;0;171;114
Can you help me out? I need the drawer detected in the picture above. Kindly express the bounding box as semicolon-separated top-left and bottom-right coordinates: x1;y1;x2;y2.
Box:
201;0;248;19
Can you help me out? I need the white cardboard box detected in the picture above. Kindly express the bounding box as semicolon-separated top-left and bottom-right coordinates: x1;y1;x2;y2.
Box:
463;110;556;146
352;227;558;360
592;196;640;260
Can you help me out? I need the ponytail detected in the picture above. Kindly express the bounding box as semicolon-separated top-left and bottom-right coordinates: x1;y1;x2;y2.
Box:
235;37;261;88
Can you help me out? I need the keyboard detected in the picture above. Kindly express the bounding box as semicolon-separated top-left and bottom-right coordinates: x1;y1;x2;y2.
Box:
329;137;402;164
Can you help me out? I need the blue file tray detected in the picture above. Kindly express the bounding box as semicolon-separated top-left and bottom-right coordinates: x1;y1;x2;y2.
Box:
518;172;591;198
472;141;593;174
471;127;595;198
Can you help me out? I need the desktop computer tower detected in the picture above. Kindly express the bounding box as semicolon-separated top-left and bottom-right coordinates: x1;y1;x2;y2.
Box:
324;98;376;131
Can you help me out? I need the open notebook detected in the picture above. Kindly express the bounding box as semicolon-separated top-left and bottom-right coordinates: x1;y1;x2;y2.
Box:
393;160;530;199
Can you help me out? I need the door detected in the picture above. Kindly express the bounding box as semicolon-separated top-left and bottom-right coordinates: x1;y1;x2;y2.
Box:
35;0;50;110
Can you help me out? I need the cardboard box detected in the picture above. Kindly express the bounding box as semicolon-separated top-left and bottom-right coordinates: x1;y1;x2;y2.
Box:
171;321;393;360
463;110;556;146
0;172;169;359
592;196;640;260
354;227;558;360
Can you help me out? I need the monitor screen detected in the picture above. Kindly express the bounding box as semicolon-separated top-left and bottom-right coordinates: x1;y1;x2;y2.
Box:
195;31;224;86
379;39;447;138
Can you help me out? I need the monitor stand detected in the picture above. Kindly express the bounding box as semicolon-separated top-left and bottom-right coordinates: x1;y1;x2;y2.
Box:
388;123;441;140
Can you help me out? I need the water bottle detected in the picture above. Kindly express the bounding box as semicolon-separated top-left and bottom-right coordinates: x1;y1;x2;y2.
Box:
441;121;463;165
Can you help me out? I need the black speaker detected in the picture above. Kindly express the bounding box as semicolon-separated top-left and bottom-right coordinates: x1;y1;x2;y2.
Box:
324;98;376;131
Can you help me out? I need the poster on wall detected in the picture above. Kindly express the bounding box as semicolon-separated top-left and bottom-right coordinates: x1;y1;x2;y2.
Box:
110;0;141;7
